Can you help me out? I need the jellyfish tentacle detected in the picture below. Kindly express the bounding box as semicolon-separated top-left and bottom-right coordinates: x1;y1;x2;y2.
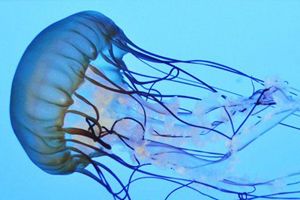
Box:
10;11;300;199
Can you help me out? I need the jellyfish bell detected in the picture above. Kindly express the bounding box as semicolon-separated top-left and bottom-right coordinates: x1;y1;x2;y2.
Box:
10;11;300;199
10;11;126;174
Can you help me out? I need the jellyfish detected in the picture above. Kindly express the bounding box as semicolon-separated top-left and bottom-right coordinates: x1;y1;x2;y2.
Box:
10;11;300;199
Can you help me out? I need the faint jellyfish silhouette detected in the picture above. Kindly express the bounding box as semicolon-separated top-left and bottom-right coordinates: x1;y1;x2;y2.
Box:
10;11;300;199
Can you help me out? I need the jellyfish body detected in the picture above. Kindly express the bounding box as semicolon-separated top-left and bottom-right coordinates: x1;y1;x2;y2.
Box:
10;11;300;199
10;11;125;174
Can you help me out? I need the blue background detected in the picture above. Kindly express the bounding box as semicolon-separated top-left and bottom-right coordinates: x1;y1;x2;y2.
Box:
1;1;300;200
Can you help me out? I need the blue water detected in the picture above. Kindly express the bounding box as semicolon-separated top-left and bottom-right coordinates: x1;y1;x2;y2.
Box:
1;1;300;200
